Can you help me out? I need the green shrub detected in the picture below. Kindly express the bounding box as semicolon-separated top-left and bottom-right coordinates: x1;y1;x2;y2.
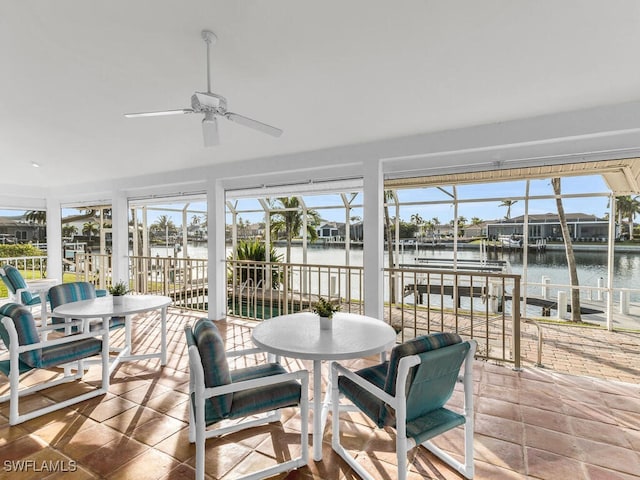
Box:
229;240;283;288
0;244;45;258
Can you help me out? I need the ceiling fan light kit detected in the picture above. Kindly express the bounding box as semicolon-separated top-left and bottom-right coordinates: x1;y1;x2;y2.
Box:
124;30;282;146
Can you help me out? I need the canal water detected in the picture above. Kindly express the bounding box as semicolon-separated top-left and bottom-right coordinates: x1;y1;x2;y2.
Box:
152;243;640;302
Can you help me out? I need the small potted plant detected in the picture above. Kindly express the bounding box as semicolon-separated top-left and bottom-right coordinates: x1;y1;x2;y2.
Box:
109;281;129;306
313;297;340;330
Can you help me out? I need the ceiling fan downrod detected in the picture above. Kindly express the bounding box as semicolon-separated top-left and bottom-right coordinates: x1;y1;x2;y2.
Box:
201;30;217;94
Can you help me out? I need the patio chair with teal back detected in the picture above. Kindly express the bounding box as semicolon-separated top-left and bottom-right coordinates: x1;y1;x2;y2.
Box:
0;303;109;425
48;282;121;333
0;264;43;309
185;318;309;480
332;332;477;480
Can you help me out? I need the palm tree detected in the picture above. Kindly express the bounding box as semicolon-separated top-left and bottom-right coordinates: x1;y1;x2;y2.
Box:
410;213;424;239
82;221;99;240
616;196;640;240
471;217;483;226
25;210;46;224
62;225;78;238
551;178;581;322
25;210;47;242
150;215;178;248
499;200;518;219
270;197;320;263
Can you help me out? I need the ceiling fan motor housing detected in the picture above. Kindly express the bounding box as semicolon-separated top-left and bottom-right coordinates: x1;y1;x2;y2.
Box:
191;92;227;113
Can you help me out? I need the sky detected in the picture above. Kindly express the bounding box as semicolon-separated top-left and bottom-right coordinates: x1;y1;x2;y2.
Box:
0;174;614;227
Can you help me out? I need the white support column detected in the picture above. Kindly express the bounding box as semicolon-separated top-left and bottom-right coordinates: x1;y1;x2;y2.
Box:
606;194;616;331
182;203;189;258
111;191;129;284
208;179;227;321
363;161;383;319
46;199;63;281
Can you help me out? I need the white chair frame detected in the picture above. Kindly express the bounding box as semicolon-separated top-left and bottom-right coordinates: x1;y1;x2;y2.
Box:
187;345;309;480
0;316;110;425
331;339;477;480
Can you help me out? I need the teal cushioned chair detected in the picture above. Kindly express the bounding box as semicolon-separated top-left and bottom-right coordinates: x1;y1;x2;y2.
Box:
185;318;309;480
49;282;123;332
331;332;477;480
0;303;109;425
0;264;45;308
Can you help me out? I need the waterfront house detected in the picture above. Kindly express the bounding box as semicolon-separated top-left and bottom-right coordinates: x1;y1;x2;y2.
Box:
487;213;612;242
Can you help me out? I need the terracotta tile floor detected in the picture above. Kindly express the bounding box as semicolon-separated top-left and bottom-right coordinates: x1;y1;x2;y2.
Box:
0;308;639;479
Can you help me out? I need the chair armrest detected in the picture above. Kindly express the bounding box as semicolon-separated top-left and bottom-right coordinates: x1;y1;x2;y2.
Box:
15;326;109;354
203;369;308;399
333;362;396;407
225;347;266;359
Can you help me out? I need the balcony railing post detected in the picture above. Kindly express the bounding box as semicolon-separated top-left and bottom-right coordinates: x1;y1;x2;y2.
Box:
283;264;289;315
512;277;521;371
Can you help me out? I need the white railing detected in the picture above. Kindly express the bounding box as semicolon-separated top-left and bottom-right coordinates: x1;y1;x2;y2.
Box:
0;256;48;280
384;266;522;368
226;259;364;319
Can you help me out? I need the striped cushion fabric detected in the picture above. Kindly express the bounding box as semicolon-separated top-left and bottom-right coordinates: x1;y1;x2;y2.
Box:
384;332;462;396
379;332;462;426
338;362;389;427
49;282;124;332
227;363;301;421
0;265;38;305
192;318;233;420
0;303;42;367
39;337;103;368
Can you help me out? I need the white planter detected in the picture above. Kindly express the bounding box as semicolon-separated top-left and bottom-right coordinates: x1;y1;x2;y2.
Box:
319;315;332;330
112;295;124;306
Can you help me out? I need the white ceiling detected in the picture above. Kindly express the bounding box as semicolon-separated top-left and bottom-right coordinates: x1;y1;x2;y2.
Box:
3;0;640;190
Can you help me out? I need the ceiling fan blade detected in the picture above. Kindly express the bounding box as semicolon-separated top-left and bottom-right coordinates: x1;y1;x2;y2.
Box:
124;109;194;118
225;112;283;137
202;114;219;147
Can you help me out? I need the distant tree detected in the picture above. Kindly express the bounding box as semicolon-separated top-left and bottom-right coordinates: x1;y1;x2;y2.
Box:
149;215;178;239
499;200;518;219
551;178;581;322
616;195;640;240
25;210;46;224
82;221;99;239
425;219;435;234
410;213;424;238
270;197;320;263
471;217;483;226
62;225;78;238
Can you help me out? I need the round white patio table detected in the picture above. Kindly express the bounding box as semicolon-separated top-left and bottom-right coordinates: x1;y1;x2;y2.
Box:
52;294;172;373
252;311;397;461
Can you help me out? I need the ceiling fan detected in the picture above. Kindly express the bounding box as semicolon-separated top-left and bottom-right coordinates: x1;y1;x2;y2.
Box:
124;30;283;147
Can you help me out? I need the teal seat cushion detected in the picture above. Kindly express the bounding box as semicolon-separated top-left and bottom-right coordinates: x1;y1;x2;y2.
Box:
227;363;301;421
406;407;465;444
39;337;103;368
0;303;41;368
